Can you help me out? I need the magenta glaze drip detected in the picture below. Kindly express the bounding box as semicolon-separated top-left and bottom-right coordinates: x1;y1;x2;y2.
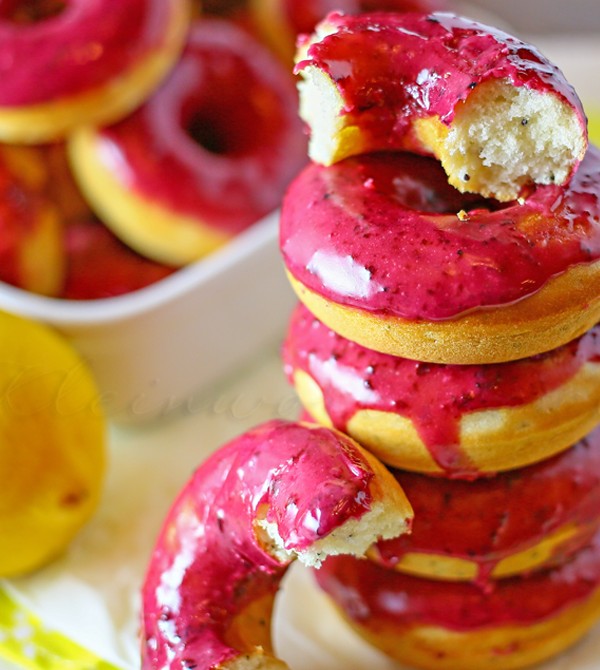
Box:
94;19;307;235
283;304;600;472
0;0;178;106
316;532;600;630
281;149;600;320
376;428;600;580
295;11;585;146
141;420;374;670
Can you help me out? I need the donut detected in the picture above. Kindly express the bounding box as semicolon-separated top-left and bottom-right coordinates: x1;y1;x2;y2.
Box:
280;149;600;364
34;143;177;300
0;0;190;144
62;217;176;300
250;0;447;63
295;11;587;202
367;428;600;583
315;536;600;670
68;19;307;267
141;420;413;669
0;145;65;297
283;304;600;475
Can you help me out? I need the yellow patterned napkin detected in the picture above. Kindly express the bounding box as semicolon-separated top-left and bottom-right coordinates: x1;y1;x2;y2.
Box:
0;583;123;670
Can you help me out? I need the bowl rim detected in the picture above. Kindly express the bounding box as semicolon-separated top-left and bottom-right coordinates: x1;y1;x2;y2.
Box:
0;211;279;327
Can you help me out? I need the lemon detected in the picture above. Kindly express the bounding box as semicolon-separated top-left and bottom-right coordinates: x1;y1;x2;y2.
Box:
588;106;600;145
0;310;106;577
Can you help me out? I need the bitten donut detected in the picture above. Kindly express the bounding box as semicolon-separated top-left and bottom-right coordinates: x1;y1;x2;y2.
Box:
0;0;190;143
284;304;600;475
368;428;600;582
141;420;412;670
0;146;65;296
316;538;600;670
281;150;600;364
69;19;307;266
295;11;587;201
251;0;446;63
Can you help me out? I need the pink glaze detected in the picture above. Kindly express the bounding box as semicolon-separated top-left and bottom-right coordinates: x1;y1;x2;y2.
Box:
0;0;181;106
375;427;600;583
316;531;600;630
94;19;307;236
141;420;376;669
280;149;600;320
63;217;175;299
295;11;586;158
283;304;600;472
280;1;446;41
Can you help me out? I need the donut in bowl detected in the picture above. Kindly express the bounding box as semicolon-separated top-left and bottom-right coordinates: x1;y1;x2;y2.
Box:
0;145;65;296
38;143;177;300
62;217;176;300
69;18;307;266
281;149;600;365
0;0;190;143
283;304;600;476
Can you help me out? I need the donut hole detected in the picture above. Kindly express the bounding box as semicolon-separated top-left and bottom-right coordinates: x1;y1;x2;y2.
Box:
0;0;66;24
365;153;497;215
439;79;587;202
389;165;494;215
183;78;277;157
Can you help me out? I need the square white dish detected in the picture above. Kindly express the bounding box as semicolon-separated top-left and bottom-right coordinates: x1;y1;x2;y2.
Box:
0;210;295;423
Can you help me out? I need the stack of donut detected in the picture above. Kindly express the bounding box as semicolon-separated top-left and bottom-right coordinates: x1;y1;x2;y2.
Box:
280;10;600;670
0;0;308;298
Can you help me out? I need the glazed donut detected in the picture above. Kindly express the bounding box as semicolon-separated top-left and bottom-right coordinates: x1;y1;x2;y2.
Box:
0;0;190;144
315;537;600;670
141;420;412;669
0;145;65;297
280;150;600;364
38;143;177;300
251;0;446;63
69;19;307;267
63;217;176;300
367;428;600;583
295;11;587;201
283;304;600;475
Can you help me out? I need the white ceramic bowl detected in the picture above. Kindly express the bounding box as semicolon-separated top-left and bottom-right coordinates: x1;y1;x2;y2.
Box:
0;211;295;423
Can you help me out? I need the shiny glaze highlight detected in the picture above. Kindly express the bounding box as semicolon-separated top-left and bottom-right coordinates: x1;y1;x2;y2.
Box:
141;420;374;669
280;149;600;320
283;0;446;38
93;19;307;235
283;304;600;469
295;11;585;153
0;0;180;105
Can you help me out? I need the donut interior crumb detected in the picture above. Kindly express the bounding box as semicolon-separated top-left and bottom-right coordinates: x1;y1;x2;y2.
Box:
297;64;354;166
257;499;410;568
298;55;586;202
438;78;586;201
